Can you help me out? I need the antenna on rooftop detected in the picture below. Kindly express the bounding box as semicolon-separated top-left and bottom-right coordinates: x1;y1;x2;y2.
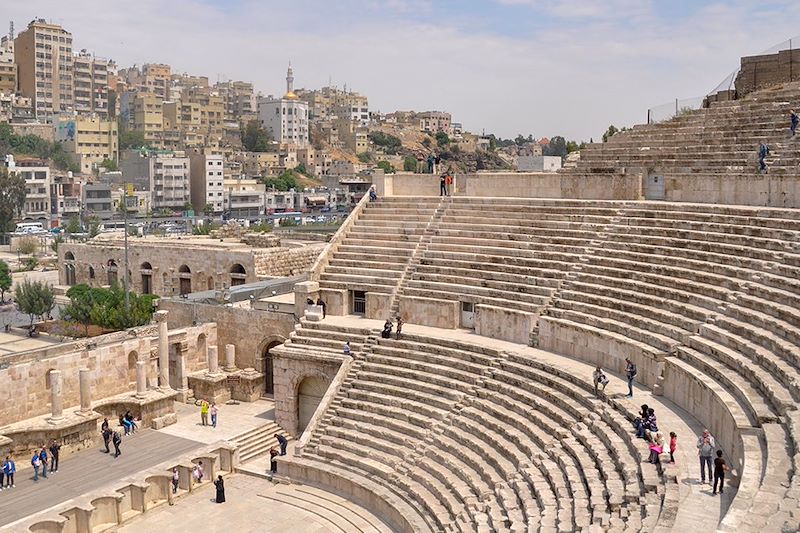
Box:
9;21;14;39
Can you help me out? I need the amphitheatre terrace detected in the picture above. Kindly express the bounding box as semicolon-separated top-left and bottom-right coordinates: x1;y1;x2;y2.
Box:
3;52;800;533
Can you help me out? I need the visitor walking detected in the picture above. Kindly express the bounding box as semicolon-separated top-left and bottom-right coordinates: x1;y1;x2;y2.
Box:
31;451;41;481
712;450;729;495
343;341;351;355
214;475;226;503
625;358;637;398
439;174;448;197
276;433;288;456
172;468;180;494
790;109;799;137
193;461;204;483
200;400;210;426
49;440;61;473
4;456;15;488
211;402;219;428
316;297;327;318
669;432;677;463
39;447;48;479
758;141;770;173
112;431;122;458
270;447;279;474
395;316;403;340
592;365;609;396
102;427;112;453
697;429;715;484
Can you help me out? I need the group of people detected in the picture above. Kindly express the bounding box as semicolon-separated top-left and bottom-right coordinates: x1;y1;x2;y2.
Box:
591;357;637;398
305;297;327;318
199;400;219;428
758;109;799;173
29;441;61;482
634;405;729;494
269;433;289;475
170;463;226;504
381;316;403;339
100;416;130;457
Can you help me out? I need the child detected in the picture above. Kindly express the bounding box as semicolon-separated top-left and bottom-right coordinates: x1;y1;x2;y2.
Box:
713;450;729;495
669;432;677;463
648;438;663;465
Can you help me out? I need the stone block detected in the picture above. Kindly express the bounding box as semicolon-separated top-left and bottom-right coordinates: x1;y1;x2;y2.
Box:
151;412;177;430
399;295;459;329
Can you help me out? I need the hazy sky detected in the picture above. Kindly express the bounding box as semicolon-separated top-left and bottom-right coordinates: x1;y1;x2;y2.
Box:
5;1;800;140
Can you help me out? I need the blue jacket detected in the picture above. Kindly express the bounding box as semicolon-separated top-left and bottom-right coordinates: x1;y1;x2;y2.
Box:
39;450;48;462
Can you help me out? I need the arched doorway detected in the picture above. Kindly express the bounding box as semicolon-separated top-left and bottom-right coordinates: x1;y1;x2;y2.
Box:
64;264;76;286
140;262;153;295
106;259;118;286
196;333;207;366
261;340;282;395
297;376;330;432
178;265;191;295
207;276;214;291
230;263;246;286
127;350;138;386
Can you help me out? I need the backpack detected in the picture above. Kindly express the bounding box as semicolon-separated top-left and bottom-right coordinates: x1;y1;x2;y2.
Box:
628;363;637;377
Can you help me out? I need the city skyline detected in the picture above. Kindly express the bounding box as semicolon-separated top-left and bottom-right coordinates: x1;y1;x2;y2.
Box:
4;1;800;140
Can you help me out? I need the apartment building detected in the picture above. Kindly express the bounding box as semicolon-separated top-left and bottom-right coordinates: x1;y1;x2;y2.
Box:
55;115;118;174
13;158;52;222
0;36;16;94
223;177;265;218
132;92;165;148
188;153;225;214
118;63;171;99
72;50;114;117
215;80;257;121
14;19;74;118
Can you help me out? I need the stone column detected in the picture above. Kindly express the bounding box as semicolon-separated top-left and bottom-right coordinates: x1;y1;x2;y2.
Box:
79;368;92;412
49;370;64;422
207;345;219;375
224;344;237;372
174;345;190;402
155;310;170;390
135;361;148;398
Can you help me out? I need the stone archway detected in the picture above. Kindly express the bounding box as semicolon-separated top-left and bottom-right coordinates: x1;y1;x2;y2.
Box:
127;350;139;386
297;375;331;433
196;333;207;367
258;338;285;396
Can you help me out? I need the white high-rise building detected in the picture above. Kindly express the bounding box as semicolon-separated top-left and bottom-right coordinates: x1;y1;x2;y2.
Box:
257;65;309;147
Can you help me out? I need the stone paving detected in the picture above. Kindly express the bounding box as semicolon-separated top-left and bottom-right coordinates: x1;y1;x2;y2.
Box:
158;398;278;444
0;330;61;356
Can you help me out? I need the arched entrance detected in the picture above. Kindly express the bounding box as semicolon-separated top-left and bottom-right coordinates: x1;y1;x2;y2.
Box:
127;350;138;386
178;265;191;295
297;376;330;432
106;259;118;286
196;333;207;367
260;340;282;396
140;262;153;295
230;263;246;286
64;264;76;286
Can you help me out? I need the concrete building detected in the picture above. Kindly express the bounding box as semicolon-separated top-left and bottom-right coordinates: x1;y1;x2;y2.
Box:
215;80;257;121
223;178;265;219
0;36;16;95
50;172;82;225
55;115;119;174
72;50;113;117
516;155;562;172
82;182;113;220
118;63;171;99
5;156;51;223
419;111;452;134
132;92;165;148
257;65;309;147
14;19;74;118
119;151;190;212
189;153;225;214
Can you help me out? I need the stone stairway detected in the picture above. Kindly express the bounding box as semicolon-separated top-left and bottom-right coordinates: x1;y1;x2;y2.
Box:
232;420;292;463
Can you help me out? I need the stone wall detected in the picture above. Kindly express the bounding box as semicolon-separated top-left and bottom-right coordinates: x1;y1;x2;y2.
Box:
252;244;326;278
662;173;800;208
735;48;800;97
474;305;535;345
398;296;459;329
0;322;215;427
241;233;281;248
157;298;296;371
274;230;333;242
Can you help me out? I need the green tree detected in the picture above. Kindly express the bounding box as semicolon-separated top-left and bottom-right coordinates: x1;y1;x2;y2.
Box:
602;125;619;143
368;132;402;154
100;158;118;171
203;204;215;217
14;279;55;328
377;160;395;174
65;214;81;234
403;155;418;172
63;283;157;333
357;152;372;163
88;216;101;238
50;234;64;253
0;259;11;302
435;131;450;146
0;166;26;235
241;120;272;152
118;119;147;150
544;136;568;157
262;170;300;191
17;236;38;256
23;256;38;271
422;137;432;149
62;284;95;336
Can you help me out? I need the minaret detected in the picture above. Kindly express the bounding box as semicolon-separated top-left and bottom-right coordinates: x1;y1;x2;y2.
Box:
286;63;294;94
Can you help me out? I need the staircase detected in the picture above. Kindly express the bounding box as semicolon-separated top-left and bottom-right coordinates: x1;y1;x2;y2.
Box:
387;196;450;317
232;420;292;463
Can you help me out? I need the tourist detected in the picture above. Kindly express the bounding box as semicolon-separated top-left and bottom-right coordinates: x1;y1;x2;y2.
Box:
669;432;677;463
644;408;658;442
122;411;133;436
269;447;279;474
634;404;649;438
112;431;122;458
214;475;226;503
124;411;138;434
439;174;448;197
316;297;327;318
193;462;204;483
343;341;351;355
592;366;609;396
49;440;61;473
381;319;393;339
712;450;729;495
648;432;664;465
200;400;210;426
39;447;48;478
758;141;770;173
276;433;288;456
31;451;41;481
0;457;4;490
306;297;314;306
101;417;110;434
369;187;378;202
210;402;218;428
4;456;14;488
172;468;180;493
791;109;799;137
697;429;715;484
102;426;112;453
395;316;403;340
624;358;637;397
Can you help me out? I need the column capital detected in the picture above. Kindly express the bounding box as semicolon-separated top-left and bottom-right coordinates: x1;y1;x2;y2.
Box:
154;310;169;323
